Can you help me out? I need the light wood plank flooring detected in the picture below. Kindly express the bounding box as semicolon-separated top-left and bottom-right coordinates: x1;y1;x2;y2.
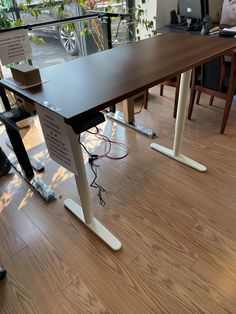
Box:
1;86;236;313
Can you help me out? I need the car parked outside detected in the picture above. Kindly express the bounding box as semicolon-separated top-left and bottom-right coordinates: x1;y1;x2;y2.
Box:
3;0;129;56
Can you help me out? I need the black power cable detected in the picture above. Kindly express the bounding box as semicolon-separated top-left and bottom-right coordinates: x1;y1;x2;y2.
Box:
78;132;106;206
78;127;128;206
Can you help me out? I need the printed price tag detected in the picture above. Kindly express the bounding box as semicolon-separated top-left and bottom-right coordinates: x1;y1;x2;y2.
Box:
36;104;78;175
0;29;32;65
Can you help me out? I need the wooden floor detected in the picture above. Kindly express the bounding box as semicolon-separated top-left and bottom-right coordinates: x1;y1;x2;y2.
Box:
1;86;236;313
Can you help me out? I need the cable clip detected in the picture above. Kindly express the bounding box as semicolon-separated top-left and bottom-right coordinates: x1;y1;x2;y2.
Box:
88;154;98;164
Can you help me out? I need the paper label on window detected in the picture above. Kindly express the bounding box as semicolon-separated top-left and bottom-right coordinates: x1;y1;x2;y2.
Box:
0;29;32;65
35;104;78;175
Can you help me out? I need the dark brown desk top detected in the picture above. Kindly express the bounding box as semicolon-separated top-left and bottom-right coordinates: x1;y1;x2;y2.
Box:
1;32;236;124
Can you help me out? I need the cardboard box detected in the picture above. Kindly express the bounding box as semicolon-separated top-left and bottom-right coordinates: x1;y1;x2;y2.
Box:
10;64;41;86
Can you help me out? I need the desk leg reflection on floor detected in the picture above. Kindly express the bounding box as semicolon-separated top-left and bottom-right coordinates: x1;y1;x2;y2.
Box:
64;124;121;251
151;70;207;172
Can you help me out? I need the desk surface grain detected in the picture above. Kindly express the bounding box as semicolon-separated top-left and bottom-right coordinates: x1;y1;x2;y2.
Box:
1;32;236;124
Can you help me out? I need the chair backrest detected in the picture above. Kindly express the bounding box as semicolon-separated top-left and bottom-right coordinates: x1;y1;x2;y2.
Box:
188;50;236;133
202;57;222;91
201;53;233;94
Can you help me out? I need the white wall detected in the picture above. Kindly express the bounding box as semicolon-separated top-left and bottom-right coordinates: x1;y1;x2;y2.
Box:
136;0;223;39
135;0;178;38
208;0;223;20
156;0;178;27
156;0;223;27
135;0;158;38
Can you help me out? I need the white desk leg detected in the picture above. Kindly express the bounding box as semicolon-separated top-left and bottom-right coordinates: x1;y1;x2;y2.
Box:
151;70;207;172
64;124;121;251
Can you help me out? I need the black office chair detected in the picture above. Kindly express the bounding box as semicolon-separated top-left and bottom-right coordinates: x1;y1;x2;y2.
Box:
188;50;236;134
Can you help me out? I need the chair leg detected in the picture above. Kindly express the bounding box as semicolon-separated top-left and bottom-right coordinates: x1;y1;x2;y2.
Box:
188;89;196;119
188;67;198;119
220;98;233;134
143;90;148;109
160;84;164;96
220;54;236;134
209;96;214;106
196;91;201;104
173;76;180;118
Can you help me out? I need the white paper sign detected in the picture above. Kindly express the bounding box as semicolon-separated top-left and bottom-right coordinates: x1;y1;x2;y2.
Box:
0;29;32;65
35;104;78;175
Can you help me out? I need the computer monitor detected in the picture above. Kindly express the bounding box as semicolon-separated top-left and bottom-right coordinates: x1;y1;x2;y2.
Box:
178;0;208;21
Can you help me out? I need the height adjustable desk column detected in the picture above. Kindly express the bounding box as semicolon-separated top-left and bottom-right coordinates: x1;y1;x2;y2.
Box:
64;124;121;251
150;69;206;171
35;103;121;251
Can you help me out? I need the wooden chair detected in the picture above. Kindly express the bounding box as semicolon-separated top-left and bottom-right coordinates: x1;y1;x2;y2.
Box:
143;75;181;118
160;76;181;118
188;50;236;134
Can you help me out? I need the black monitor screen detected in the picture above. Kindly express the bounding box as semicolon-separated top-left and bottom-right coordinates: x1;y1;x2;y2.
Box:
179;0;206;20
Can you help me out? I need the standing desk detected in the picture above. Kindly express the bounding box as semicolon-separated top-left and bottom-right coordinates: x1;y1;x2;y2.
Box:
1;32;236;250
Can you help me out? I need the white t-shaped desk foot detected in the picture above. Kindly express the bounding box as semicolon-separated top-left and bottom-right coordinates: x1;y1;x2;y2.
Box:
64;199;121;251
150;144;207;172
